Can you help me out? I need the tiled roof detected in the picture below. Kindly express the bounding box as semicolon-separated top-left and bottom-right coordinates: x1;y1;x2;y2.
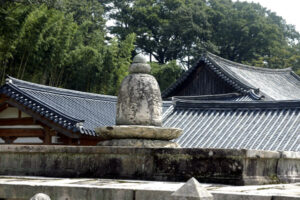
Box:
171;93;260;101
0;76;172;137
162;52;300;100
1;76;117;136
1;77;299;152
163;99;300;152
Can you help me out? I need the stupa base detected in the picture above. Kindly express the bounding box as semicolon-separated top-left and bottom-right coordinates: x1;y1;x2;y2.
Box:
95;125;182;140
97;139;180;148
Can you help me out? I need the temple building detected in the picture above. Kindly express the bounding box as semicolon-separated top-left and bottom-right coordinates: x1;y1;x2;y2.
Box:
0;53;299;151
163;52;300;100
0;76;116;145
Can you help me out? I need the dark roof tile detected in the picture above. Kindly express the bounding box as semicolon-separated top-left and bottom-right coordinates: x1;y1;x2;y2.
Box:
162;52;300;100
163;99;300;152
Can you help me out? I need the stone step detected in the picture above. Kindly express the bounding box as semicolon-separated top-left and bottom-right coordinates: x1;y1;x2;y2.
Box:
0;176;299;200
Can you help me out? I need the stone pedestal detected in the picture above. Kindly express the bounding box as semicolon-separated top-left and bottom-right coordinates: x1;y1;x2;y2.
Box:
97;139;180;148
96;54;182;148
96;126;182;140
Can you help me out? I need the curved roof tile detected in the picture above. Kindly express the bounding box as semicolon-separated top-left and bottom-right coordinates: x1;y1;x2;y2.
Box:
163;99;300;152
162;52;300;100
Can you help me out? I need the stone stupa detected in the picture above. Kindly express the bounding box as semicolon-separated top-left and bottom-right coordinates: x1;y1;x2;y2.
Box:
96;54;182;147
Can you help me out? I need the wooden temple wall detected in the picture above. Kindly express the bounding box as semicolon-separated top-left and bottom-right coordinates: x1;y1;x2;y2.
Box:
174;65;236;96
0;97;100;145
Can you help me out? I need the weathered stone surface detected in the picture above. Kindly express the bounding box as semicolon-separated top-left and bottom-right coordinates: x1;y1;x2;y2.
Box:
129;54;150;73
0;145;299;185
116;74;162;126
95;125;182;140
171;178;213;200
1;176;300;200
116;54;162;126
30;193;51;200
129;63;151;74
97;139;180;148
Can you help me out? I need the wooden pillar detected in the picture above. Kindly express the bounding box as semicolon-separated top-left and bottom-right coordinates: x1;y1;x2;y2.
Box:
68;138;73;145
43;126;52;145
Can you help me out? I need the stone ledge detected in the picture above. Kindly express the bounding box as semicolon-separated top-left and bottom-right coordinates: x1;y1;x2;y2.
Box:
0;145;299;185
0;176;299;200
0;146;298;160
95;125;182;140
97;139;180;148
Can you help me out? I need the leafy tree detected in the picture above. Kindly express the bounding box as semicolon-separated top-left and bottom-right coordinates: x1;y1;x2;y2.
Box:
207;0;300;69
109;0;213;66
0;3;32;83
99;33;136;95
0;1;136;95
151;60;183;91
1;0;300;94
108;0;300;73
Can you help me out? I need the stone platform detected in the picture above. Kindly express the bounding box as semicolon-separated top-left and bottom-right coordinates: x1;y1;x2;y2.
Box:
0;145;300;185
0;145;299;185
0;176;299;200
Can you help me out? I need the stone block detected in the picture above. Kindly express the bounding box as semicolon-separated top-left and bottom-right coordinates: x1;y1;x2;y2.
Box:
97;139;180;147
30;193;51;200
171;178;213;200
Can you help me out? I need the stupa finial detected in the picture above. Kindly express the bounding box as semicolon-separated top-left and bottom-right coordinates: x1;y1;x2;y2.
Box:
129;54;151;74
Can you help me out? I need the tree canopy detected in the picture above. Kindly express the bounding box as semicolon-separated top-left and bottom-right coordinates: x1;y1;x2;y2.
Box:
0;0;299;95
0;0;135;95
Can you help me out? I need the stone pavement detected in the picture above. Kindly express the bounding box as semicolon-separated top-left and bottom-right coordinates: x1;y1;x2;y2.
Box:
0;176;299;200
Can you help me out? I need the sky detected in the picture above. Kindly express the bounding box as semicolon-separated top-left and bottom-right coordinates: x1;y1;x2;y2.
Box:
235;0;300;32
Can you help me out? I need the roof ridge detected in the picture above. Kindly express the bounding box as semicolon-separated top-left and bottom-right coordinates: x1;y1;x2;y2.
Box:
290;71;300;82
204;54;258;92
174;99;300;109
172;92;262;101
7;76;117;101
173;93;242;99
206;52;292;73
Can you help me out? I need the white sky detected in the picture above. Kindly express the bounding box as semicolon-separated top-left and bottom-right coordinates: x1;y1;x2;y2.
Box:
235;0;300;32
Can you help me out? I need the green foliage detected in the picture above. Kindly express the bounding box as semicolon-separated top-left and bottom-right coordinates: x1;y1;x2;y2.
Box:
109;0;214;66
99;33;136;95
108;0;300;72
207;0;300;69
1;0;300;95
0;1;136;95
151;61;183;91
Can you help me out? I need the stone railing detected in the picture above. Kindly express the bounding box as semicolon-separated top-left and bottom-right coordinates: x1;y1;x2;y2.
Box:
0;145;299;185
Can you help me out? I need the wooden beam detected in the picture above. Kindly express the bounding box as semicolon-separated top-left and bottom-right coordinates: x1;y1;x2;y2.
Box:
39;123;57;136
0;97;8;104
0;117;35;126
0;129;44;137
0;103;8;112
7;99;79;139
